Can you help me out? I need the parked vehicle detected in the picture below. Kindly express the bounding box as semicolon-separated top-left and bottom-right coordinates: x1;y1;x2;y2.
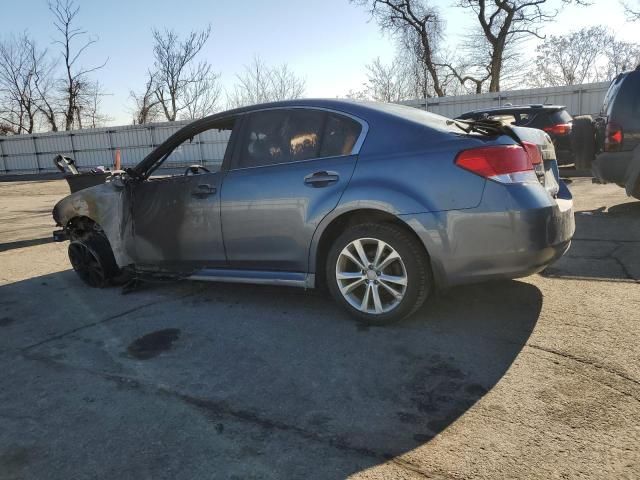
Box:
592;67;640;199
52;100;574;324
457;104;582;166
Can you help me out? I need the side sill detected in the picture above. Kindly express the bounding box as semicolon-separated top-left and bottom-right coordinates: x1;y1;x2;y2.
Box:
187;269;315;289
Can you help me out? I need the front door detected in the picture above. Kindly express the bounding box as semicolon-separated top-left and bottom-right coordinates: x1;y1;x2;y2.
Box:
221;108;365;272
129;116;239;271
131;171;225;270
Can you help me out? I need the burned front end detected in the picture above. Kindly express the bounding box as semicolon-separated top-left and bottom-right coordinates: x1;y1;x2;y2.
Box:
52;175;135;275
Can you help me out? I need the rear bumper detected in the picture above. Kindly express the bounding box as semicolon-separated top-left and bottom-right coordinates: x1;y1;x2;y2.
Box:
592;151;632;185
593;148;640;197
401;182;575;288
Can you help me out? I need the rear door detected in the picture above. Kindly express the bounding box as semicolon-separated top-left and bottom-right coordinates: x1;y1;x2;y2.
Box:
220;108;364;272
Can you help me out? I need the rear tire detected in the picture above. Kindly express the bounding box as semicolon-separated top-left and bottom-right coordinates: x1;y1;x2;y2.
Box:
68;234;120;288
571;116;595;170
326;223;432;325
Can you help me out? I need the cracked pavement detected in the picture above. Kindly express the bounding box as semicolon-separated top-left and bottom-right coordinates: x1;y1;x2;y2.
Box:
0;177;638;479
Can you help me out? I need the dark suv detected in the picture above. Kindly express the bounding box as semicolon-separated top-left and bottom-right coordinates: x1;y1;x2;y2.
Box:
592;67;640;198
457;105;575;164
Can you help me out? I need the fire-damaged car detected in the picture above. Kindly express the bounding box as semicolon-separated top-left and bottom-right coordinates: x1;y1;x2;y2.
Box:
52;99;574;324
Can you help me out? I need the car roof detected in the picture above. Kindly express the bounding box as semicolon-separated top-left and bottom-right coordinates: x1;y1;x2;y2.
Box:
195;98;434;122
132;99;456;177
459;104;566;117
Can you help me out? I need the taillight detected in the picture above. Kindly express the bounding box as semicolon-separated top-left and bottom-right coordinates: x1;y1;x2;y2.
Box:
521;141;543;166
455;144;538;184
604;123;623;152
543;123;572;136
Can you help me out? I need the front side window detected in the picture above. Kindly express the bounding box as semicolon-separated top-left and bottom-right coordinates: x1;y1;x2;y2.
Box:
147;118;236;178
237;109;362;169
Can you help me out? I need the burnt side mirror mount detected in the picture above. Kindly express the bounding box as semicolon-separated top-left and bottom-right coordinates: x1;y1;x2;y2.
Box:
110;174;126;190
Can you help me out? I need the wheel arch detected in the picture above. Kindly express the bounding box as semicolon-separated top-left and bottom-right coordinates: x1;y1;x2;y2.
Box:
310;208;432;289
53;183;134;268
65;215;102;240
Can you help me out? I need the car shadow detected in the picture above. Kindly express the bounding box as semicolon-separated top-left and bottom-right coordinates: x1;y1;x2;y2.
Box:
0;236;52;253
1;270;542;479
541;200;640;283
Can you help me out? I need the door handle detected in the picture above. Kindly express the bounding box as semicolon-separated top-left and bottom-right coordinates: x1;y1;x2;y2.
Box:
304;171;339;187
191;184;217;198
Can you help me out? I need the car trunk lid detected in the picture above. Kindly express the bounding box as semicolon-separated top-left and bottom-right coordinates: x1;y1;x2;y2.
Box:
449;118;560;197
511;125;560;198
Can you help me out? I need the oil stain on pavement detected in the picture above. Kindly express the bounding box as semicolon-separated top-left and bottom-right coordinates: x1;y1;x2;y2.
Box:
127;328;181;360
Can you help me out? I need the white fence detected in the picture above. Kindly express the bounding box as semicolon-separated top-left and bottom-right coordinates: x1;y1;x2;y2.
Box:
401;82;610;119
0;81;610;175
0;120;231;175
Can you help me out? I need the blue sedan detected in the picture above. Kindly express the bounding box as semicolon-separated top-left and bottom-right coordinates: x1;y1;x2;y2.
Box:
52;99;574;324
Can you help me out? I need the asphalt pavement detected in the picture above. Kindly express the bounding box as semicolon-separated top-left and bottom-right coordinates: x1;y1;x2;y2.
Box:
0;177;638;479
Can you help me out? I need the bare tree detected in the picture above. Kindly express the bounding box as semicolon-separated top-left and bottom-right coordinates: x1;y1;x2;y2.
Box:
0;34;39;134
27;38;60;131
50;0;108;131
600;36;640;79
623;0;640;20
530;26;640;87
344;87;370;100
533;26;607;86
227;56;272;107
456;0;589;92
353;0;448;97
78;80;111;128
364;57;407;102
0;122;13;135
436;23;529;94
130;72;162;124
268;64;306;102
227;56;306;108
149;25;220;121
182;70;222;120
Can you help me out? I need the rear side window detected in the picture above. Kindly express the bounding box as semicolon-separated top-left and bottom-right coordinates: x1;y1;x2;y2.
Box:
320;114;361;157
288;110;324;161
237;109;361;168
549;110;572;124
601;73;627;116
487;114;516;125
616;73;640;116
514;113;532;126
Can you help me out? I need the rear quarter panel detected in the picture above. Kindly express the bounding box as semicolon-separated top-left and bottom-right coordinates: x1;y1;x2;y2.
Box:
343;135;490;215
307;121;500;273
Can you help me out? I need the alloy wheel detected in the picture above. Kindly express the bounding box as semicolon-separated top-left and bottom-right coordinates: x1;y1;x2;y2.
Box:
68;241;106;287
335;237;408;314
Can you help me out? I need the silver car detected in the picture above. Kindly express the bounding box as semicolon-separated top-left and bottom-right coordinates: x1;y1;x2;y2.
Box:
52;100;575;324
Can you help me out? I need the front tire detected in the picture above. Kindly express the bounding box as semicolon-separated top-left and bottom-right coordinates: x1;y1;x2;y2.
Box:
68;234;120;288
326;223;432;325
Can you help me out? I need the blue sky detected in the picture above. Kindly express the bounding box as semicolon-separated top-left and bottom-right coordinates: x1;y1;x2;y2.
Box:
2;0;638;125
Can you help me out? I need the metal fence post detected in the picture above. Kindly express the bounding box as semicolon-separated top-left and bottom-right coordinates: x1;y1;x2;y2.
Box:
69;133;76;166
198;131;206;167
0;139;6;173
32;135;41;172
578;88;584;116
107;129;115;166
